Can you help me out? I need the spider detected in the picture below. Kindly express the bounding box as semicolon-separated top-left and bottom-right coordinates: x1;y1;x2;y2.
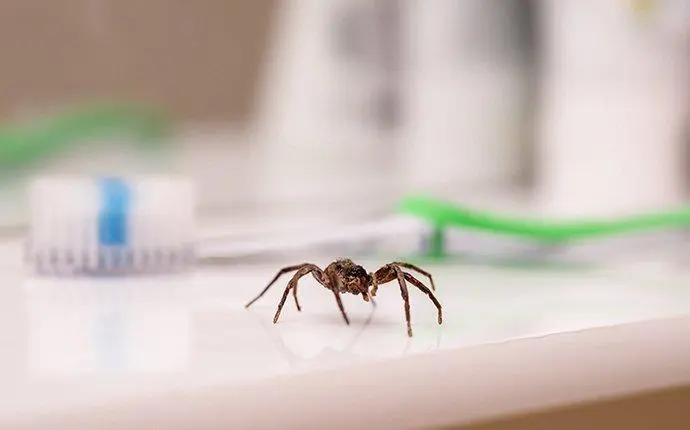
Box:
244;259;442;337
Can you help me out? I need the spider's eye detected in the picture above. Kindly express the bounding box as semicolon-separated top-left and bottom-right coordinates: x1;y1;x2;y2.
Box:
346;265;366;278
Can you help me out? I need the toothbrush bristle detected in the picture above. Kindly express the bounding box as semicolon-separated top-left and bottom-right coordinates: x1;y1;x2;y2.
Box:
26;175;196;277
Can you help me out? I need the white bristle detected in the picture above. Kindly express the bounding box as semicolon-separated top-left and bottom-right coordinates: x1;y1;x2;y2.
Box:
26;175;197;276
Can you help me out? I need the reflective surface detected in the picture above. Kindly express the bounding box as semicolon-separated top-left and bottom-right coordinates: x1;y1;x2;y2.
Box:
2;240;690;418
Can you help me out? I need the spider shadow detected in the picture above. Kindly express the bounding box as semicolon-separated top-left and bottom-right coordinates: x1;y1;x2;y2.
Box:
249;303;443;368
248;304;377;368
305;303;401;329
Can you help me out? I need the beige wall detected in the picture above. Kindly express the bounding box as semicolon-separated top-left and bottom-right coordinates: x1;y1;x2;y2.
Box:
0;0;275;124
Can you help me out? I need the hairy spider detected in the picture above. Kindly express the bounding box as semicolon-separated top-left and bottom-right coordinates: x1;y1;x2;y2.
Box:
244;259;442;337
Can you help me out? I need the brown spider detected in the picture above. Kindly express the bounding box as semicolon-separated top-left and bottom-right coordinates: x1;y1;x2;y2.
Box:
244;259;442;337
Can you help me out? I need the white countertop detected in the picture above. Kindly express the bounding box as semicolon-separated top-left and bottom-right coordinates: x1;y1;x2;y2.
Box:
2;238;690;429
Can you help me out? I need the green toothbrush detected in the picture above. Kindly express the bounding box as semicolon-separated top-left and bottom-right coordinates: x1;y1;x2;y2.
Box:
398;194;690;258
0;101;171;172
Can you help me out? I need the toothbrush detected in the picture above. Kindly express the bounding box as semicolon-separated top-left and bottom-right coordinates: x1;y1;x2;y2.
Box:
26;175;195;276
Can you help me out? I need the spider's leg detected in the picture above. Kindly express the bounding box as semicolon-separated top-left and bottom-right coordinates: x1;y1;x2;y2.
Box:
292;287;302;312
368;294;378;308
245;263;309;308
392;261;436;291
293;271;327;311
403;272;442;324
331;289;351;325
371;265;397;297
391;266;413;337
273;265;323;323
361;271;376;308
369;271;380;297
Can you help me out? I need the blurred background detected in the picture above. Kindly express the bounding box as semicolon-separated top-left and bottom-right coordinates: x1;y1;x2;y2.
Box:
4;3;690;427
1;0;690;235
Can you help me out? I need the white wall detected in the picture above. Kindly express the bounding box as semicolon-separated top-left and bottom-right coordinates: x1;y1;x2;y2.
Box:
536;0;690;218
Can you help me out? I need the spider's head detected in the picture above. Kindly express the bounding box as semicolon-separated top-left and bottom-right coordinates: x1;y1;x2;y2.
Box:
340;261;372;300
332;259;370;297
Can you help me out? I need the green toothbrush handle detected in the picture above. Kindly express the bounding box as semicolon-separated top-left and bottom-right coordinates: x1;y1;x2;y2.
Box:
398;194;690;255
0;101;171;170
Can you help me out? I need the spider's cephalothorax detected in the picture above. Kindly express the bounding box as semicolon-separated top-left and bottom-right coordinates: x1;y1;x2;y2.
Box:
325;258;372;299
244;258;442;337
